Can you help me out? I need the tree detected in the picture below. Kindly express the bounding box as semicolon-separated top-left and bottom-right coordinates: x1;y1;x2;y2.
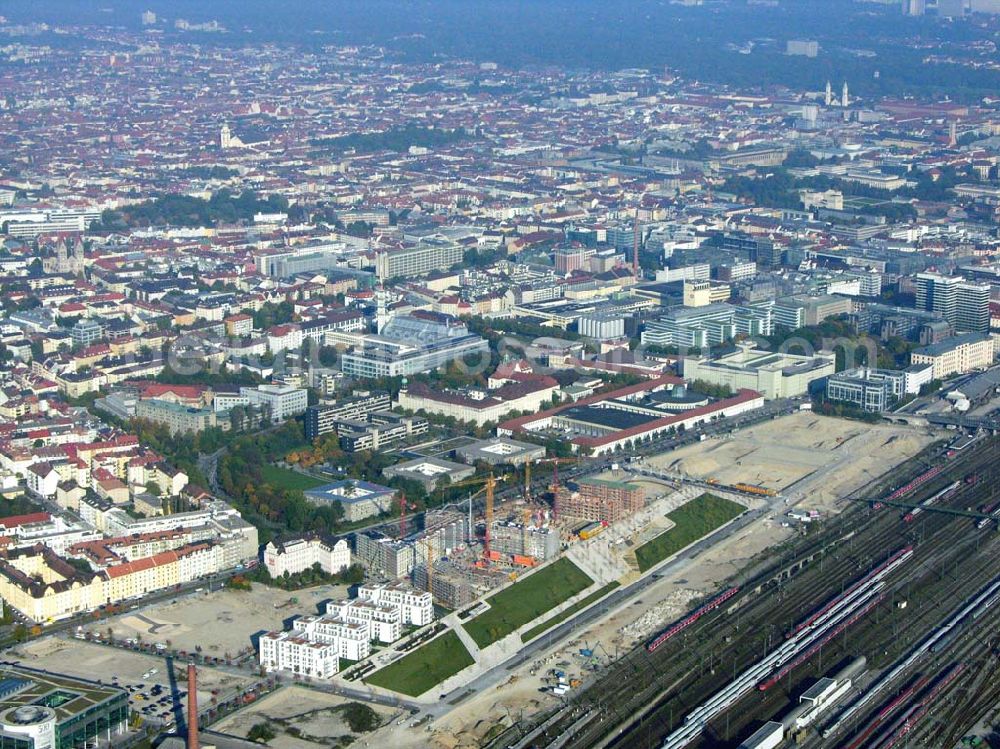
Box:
145;481;162;497
341;702;380;733
247;723;276;743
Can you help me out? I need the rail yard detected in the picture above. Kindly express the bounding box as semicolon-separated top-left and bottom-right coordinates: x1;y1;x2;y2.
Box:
498;434;1000;749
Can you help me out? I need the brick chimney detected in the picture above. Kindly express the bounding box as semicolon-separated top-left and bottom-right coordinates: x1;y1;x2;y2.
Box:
187;663;199;749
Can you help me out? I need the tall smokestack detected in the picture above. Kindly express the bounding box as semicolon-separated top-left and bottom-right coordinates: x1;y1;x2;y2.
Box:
187;663;199;749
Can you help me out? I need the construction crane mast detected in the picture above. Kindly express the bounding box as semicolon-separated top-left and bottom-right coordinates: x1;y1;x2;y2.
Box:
484;473;496;563
421;538;434;597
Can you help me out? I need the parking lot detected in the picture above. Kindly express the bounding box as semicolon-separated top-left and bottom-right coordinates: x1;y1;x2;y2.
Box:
7;636;255;728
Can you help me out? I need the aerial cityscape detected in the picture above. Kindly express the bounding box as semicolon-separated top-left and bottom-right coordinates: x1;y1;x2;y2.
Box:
0;1;999;748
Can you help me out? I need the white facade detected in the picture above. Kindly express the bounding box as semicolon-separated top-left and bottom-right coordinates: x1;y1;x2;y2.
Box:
358;581;434;626
258;632;341;678
263;536;351;578
326;599;401;643
241;384;308;422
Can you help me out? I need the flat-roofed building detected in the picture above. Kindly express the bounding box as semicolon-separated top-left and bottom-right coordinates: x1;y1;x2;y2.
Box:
382;457;475;491
682;345;836;399
557;477;645;523
374;242;463;281
397;376;559;427
0;666;128;749
455;438;546;467
304;391;391;439
910;333;997;379
303;480;397;523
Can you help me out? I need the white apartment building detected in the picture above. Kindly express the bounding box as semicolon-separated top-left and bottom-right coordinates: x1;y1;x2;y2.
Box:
263;535;351;578
240;384;308;422
325;598;401;643
258;613;371;675
256;581;434;677
289;615;370;661
258;632;341;678
358;581;434;626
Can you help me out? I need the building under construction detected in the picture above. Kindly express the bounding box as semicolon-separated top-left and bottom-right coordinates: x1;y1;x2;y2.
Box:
556;477;645;524
489;519;560;561
354;509;470;579
412;551;508;609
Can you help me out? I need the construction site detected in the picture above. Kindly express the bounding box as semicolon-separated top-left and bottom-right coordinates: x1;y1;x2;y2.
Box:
352;458;641;610
331;412;955;748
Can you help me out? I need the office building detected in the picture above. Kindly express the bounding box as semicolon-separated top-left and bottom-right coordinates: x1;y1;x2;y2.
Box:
715;261;757;283
340;313;490;378
382;457;475;491
254;244;344;278
914;273;990;333
0;667;128;749
240;384;308;422
773;295;853;330
826;365;933;412
656;264;710;283
374;242;463;281
641;304;738;349
0;209;101;239
787;39;819;57
333;412;429;452
303;480;397;522
454;438;546;467
683;345;837;399
910;333;997;379
304;392;392;439
70;319;103;348
826;369;897;412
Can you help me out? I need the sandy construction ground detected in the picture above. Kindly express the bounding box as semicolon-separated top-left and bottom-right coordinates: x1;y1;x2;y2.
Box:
647;412;940;515
212;685;395;749
94;582;352;657
410;416;942;747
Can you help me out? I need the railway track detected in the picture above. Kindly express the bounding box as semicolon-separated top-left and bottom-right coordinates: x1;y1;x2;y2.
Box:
515;436;1000;749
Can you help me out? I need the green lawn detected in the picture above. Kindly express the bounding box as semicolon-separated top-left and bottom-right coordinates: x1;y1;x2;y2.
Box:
635;494;745;572
464;558;594;648
365;631;474;697
259;464;327;491
522;581;620;641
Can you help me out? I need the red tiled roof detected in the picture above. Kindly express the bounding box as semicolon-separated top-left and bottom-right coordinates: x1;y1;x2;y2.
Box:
0;512;51;529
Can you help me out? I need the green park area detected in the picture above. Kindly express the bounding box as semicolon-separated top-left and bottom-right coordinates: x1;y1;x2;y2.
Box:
365;631;474;697
635;494;745;572
464;558;594;648
522;581;620;641
259;464;327;491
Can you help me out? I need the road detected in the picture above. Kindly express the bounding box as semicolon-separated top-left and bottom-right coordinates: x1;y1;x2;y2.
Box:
421;501;772;720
